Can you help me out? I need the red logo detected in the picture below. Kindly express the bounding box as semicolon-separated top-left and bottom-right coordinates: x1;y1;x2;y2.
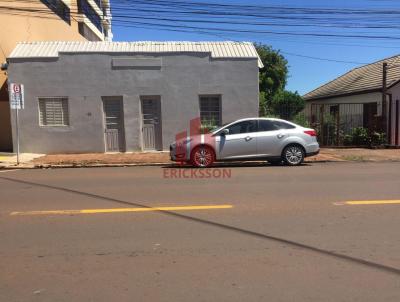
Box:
13;84;21;94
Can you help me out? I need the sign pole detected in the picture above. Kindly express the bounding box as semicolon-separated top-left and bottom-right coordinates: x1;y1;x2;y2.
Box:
15;104;20;165
9;83;23;166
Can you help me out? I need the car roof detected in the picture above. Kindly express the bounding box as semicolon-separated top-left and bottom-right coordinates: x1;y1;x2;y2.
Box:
232;117;294;123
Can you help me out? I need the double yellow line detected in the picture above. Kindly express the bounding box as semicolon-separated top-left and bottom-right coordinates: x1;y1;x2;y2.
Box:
10;204;233;216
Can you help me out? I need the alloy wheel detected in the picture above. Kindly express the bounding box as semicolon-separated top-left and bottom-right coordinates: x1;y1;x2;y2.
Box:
193;147;214;167
284;146;304;165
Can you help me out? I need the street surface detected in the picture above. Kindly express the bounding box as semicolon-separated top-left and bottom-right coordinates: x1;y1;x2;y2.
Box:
1;162;400;301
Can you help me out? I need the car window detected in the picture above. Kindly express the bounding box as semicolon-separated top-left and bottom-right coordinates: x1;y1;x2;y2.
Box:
258;120;277;132
273;121;296;129
258;120;296;131
226;120;257;135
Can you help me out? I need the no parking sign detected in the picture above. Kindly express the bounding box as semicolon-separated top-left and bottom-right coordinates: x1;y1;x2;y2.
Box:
9;83;24;109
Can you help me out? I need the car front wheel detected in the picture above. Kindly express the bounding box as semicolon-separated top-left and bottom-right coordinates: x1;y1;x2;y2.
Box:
191;146;215;168
282;145;304;166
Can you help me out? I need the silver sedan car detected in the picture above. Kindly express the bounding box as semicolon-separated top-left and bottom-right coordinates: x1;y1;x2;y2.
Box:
170;118;320;167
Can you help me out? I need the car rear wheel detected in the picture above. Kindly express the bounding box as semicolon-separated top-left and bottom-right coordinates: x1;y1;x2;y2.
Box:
191;146;215;168
282;145;304;166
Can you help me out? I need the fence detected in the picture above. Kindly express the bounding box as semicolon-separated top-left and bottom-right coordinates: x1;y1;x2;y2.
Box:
268;102;387;147
305;103;385;146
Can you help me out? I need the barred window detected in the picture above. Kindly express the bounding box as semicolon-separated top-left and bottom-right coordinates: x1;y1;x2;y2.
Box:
39;98;69;126
199;96;221;126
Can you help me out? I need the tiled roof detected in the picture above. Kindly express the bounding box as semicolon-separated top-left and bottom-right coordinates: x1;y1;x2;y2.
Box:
304;54;400;101
9;41;263;68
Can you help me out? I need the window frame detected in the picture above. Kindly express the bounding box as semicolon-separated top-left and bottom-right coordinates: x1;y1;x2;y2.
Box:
257;119;296;132
224;120;258;135
199;95;222;127
38;97;70;127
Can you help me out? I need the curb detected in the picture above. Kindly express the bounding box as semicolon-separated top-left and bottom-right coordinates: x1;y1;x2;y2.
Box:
3;159;399;170
34;163;169;169
30;160;341;169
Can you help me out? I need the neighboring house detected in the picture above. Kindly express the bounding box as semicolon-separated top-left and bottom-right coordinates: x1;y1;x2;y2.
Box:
0;0;112;151
304;55;400;146
6;41;262;153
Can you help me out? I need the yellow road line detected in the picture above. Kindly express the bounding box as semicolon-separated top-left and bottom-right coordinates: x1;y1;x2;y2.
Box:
337;200;400;206
10;204;233;216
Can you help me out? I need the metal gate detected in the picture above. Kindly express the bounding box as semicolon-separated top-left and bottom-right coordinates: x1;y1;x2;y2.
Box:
103;98;125;152
308;103;384;146
141;97;162;150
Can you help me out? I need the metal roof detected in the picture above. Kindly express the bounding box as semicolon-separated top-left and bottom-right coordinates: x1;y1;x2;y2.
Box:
304;54;400;101
9;41;263;68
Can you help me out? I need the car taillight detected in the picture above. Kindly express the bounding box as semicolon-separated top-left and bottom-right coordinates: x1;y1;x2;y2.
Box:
304;130;317;137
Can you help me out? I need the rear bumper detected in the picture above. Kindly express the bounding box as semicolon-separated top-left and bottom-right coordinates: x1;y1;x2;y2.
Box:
304;142;320;157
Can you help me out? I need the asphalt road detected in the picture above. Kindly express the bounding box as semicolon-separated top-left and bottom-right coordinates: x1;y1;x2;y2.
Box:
1;162;400;302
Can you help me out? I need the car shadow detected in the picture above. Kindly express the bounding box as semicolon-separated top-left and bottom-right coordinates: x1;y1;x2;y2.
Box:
162;162;312;169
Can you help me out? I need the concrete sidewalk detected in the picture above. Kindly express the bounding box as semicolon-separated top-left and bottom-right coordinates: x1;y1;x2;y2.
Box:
1;148;399;169
0;153;44;168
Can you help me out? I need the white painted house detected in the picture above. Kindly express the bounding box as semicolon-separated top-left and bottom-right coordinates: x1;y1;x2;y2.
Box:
304;54;400;146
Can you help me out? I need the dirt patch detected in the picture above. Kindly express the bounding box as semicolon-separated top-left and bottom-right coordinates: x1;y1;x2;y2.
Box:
319;148;400;162
32;152;172;166
31;148;400;167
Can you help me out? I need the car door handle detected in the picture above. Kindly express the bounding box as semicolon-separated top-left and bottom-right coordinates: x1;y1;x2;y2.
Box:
277;133;285;139
245;136;253;141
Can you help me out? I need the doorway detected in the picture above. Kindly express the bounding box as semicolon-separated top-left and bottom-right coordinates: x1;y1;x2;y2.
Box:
103;97;125;152
141;96;162;150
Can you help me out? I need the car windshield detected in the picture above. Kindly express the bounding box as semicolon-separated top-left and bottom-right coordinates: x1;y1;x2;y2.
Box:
211;122;231;134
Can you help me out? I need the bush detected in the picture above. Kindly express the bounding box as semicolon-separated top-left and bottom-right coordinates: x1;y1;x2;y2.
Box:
342;127;386;147
351;127;369;146
292;113;310;128
370;132;387;146
200;119;219;134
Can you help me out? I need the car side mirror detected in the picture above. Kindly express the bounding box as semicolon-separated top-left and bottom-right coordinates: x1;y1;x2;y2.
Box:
221;128;229;136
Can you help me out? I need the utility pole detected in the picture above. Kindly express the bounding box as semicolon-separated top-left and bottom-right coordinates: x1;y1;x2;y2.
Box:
382;62;388;140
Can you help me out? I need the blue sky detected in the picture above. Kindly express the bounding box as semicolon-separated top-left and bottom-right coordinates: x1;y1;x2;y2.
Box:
111;0;400;95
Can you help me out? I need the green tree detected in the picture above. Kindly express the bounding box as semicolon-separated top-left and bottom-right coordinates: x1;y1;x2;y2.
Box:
270;90;305;120
255;43;288;116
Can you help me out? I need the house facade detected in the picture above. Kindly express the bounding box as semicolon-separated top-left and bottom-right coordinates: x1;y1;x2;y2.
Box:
7;41;262;154
304;55;400;146
0;0;112;151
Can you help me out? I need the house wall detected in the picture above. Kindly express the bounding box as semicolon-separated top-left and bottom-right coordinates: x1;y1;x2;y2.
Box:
0;0;84;151
7;53;259;154
305;92;382;129
0;0;111;151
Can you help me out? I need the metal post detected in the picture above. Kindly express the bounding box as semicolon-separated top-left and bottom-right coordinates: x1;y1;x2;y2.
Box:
320;105;324;146
15;105;20;165
382;62;388;139
388;95;392;145
396;99;399;146
336;106;340;146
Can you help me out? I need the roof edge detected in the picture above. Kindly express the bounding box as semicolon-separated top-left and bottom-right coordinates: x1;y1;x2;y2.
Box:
304;88;382;102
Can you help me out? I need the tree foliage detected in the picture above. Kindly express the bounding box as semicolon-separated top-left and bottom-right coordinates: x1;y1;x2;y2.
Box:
270;90;305;120
255;43;304;119
255;43;288;116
